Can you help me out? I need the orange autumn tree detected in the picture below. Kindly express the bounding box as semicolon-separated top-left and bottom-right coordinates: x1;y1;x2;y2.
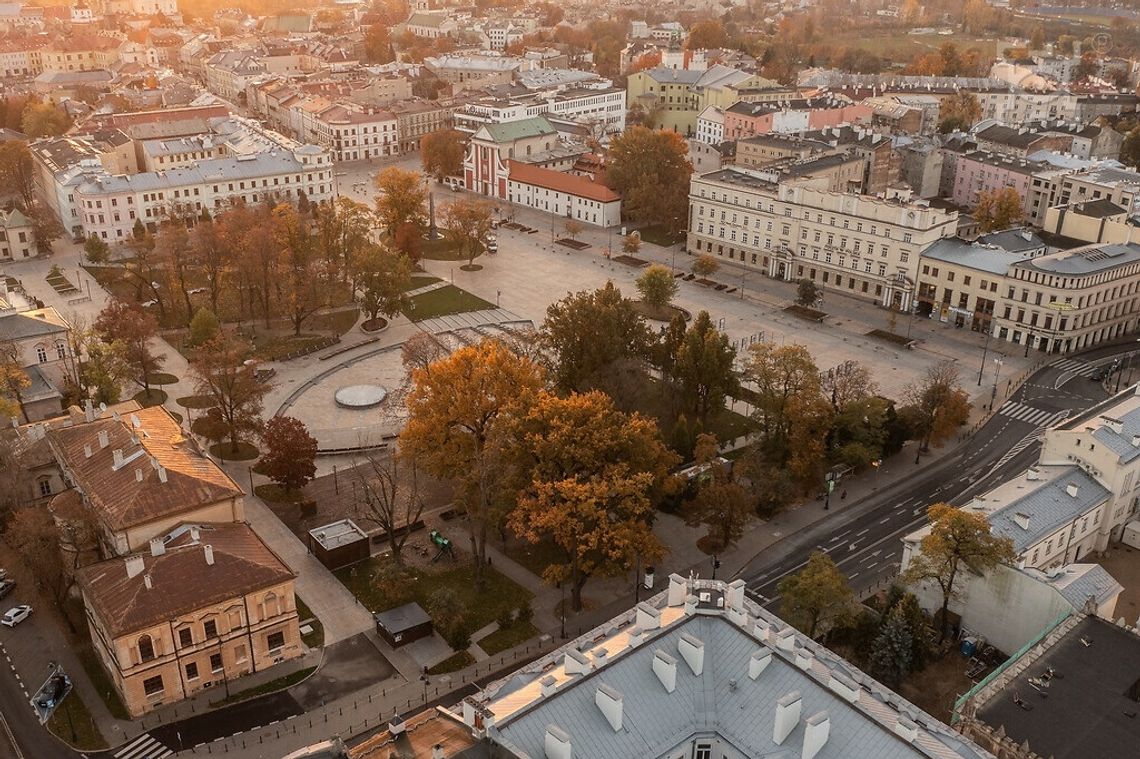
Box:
399;338;545;588
509;390;677;611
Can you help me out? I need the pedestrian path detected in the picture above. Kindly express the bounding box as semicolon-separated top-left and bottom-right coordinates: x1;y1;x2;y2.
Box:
416;308;529;334
998;401;1059;426
404;280;449;298
1051;357;1097;377
113;733;173;759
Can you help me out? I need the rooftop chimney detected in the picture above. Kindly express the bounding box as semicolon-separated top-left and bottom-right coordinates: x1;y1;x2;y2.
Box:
112;449;123;468
594;684;623;731
774;690;803;745
190;526;200;541
158;466;168;483
636;602;661;630
84;399;94;423
540;674;558;697
125;554;145;578
678;632;704;675
1014;512;1031;530
828;672;860;703
135;468;143;482
1132;434;1140;448
149;537;165;556
802;711;831;759
544;725;571;759
725;578;745;611
775;626;796;652
749;648;772;680
1026;467;1040;481
895;716;919;743
1104;417;1124;434
143;574;152;590
652;649;677;692
795;647;813;671
1066;482;1080;498
667;573;686;606
204;544;214;566
564;648;591;675
593;647;609;668
84;444;92;458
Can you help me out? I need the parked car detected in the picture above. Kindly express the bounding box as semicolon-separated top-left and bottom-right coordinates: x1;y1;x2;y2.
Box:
35;673;70;710
0;579;14;600
486;239;498;254
1;605;31;627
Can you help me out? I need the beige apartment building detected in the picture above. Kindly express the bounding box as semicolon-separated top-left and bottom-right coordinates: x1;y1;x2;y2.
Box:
76;522;301;717
687;167;958;310
48;406;244;557
917;238;1140;353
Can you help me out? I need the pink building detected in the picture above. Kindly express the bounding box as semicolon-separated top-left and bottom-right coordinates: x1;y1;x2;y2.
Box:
723;97;871;141
951;150;1041;211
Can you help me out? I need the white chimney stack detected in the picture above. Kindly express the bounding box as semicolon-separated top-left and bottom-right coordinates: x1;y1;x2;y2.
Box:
544;725;571;759
1131;434;1140;448
895;716;919;743
802;711;831;759
135;468;143;482
593;647;609;668
725;578;745;611
84;444;92;458
652;649;677;692
635;602;661;630
564;648;591;675
158;466;168;483
594;684;622;731
125;554;145;578
748;648;771;680
678;632;704;675
667;573;686;606
795;647;812;671
773;690;803;745
828;672;860;703
98;430;109;448
149;537;165;556
84;399;94;423
143;574;152;590
540;674;558;697
1014;512;1031;530
112;449;124;467
1066;482;1079;498
776;626;796;652
190;526;200;541
204;544;214;565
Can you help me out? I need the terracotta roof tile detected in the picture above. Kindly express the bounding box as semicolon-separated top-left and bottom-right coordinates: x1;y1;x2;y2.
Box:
48;407;242;533
76;522;294;638
506;160;620;203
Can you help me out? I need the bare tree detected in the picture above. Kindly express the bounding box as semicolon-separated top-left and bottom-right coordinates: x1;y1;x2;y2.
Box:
401;332;447;377
351;450;426;563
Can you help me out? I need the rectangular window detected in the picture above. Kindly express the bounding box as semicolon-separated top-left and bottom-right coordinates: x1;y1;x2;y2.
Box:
210;653;223;673
143;675;164;696
178;628;193;648
204;620;218;639
267;631;285;651
185;662;198;680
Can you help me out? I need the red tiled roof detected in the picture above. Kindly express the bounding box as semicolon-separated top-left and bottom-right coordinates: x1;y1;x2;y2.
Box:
506;160;620;203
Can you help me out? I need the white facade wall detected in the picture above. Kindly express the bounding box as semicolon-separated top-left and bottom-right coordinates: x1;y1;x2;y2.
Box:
506;179;620;228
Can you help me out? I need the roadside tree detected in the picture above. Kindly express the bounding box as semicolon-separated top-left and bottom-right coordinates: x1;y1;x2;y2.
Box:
355;244;411;327
675;311;738;422
691;254;720;278
683;433;753;563
259;416;317;494
190;332;270;454
604;127;692;233
778;550;855;638
441;197;493;267
636;264;678;310
795;278;821;307
374;166;427;236
421;129;466;180
901;360;971;450
93;299;165;394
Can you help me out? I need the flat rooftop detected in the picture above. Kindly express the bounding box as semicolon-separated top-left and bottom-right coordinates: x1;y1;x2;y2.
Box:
977;616;1140;759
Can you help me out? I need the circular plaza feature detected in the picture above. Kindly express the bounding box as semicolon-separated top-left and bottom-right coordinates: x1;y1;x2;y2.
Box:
334;384;389;409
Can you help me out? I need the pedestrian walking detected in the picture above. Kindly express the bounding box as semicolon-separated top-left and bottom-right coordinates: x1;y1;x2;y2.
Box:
840;489;847;501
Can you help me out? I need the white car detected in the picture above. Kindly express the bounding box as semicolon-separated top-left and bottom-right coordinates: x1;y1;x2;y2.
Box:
1;605;31;627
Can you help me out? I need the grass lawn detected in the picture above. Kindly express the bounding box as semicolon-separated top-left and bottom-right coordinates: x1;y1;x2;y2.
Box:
251;333;334;361
478;622;540;656
145;372;179;386
426;651;475;675
132;388;168;408
209;442;260;461
306;307;361;335
255;484;306;504
295;596;325;648
508;536;564;581
335;557;532;641
705;407;754;443
420;235;482;262
209;666;316;707
47;693;107;751
631;301;687;323
176;394;215;409
404;285;494;322
638;224;684;247
76;646;130;721
404;276;442;292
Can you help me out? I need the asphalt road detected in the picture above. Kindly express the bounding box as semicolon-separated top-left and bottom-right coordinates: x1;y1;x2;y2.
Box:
0;652;77;759
737;342;1139;610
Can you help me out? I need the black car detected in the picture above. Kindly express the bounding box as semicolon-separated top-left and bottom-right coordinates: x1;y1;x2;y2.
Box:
35;673;69;710
0;579;14;600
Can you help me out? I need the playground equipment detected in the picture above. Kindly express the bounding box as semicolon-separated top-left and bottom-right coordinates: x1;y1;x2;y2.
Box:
429;530;455;562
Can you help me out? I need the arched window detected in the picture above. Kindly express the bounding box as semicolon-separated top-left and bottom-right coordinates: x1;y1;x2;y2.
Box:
138;635;155;662
35;345;47;363
56;342;66;360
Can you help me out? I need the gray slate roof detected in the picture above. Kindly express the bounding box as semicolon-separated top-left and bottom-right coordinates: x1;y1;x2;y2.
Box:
1015;242;1140;276
921;238;1029;275
491;614;982;759
0;309;69;342
1090;405;1140;464
1051;565;1122;610
988;467;1109;553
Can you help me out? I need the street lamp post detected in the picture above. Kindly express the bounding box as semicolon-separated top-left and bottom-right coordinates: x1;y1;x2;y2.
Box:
991;357;1004;411
977;326;992;386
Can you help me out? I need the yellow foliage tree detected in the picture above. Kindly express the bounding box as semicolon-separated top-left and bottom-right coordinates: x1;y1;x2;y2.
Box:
400;339;545;587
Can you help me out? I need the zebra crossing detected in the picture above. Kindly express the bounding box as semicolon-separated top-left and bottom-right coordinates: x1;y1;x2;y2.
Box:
998;401;1059;427
1051;358;1097;377
113;733;172;759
